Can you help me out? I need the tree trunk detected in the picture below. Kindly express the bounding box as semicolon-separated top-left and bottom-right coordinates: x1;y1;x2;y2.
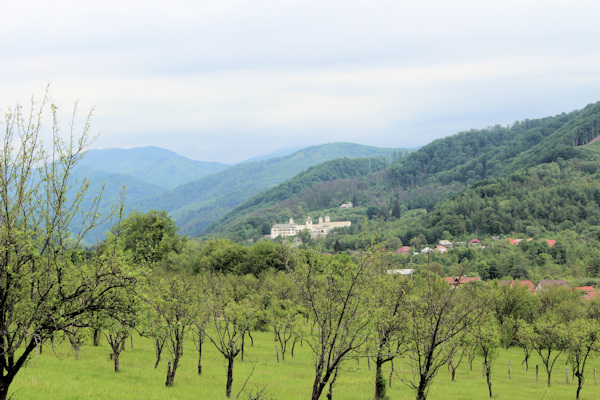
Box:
241;334;245;361
114;352;120;372
166;361;173;387
0;375;14;400
154;338;164;368
247;329;254;347
576;375;583;399
416;374;428;400
375;358;386;400
485;364;492;398
93;329;100;346
226;356;234;398
197;335;203;375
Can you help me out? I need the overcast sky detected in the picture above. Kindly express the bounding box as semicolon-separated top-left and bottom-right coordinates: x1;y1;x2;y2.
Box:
2;0;600;163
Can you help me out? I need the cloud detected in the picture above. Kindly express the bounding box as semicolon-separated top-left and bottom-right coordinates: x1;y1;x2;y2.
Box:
1;0;600;162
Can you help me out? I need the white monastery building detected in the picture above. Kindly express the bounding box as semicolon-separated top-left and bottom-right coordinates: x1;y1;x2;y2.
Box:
270;216;351;239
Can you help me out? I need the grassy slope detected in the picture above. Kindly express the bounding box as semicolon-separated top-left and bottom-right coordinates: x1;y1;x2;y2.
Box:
13;330;600;400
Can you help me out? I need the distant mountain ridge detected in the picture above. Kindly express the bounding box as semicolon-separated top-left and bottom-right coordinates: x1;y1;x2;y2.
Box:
137;143;411;236
73;142;411;243
80;146;229;190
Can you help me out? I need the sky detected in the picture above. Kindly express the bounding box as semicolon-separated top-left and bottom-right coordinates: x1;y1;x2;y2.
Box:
2;0;600;164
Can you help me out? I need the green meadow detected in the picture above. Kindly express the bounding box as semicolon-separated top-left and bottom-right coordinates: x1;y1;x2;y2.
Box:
11;330;600;400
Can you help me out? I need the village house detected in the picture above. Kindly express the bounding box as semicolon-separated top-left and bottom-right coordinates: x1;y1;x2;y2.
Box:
535;279;569;293
387;268;415;276
443;276;481;287
270;216;351;239
434;245;448;253
340;201;353;208
438;240;453;249
498;280;536;293
395;246;411;254
468;238;481;247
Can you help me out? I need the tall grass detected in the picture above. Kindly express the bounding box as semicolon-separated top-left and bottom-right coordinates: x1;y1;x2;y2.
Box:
11;330;600;399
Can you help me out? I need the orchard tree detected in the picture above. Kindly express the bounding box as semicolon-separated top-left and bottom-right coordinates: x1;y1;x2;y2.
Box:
369;261;411;400
264;271;301;362
98;241;142;372
288;248;377;400
472;312;500;398
566;318;600;399
204;273;259;398
405;271;487;400
0;92;138;400
152;273;196;387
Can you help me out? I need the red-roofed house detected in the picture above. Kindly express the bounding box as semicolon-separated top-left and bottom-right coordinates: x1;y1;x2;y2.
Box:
509;238;521;245
443;276;481;286
395;246;411;254
468;238;481;246
435;245;448;253
573;286;598;300
498;280;536;293
546;239;556;247
574;286;595;292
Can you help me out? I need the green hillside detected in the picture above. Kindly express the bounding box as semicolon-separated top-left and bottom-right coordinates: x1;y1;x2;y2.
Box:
203;157;391;239
138;143;411;236
205;102;600;242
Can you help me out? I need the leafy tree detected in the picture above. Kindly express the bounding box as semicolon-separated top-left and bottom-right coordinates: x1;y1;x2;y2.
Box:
566;318;600;399
521;317;568;387
473;312;500;398
369;266;411;399
405;271;487;400
288;248;376;400
204;273;259;398
0;93;138;400
366;206;379;220
237;241;291;276
151;274;196;387
197;238;248;273
116;209;183;266
391;199;402;219
264;272;300;362
298;228;313;245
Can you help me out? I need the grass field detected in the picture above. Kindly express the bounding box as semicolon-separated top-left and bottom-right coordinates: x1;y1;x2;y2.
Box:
11;330;600;399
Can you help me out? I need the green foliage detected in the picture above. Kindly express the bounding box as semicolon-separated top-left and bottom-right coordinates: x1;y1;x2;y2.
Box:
115;209;183;266
141;144;407;237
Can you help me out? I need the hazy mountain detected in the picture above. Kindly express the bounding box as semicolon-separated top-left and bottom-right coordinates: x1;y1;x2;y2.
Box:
81;146;229;190
137;143;412;236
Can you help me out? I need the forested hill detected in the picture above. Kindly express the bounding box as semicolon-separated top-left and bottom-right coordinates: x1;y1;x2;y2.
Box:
137;143;411;236
203;157;391;239
205;101;600;242
390;101;600;188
